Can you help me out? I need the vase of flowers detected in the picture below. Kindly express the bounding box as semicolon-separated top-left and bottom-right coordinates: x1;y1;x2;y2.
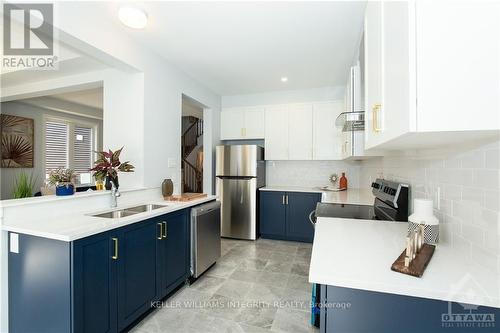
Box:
48;168;76;196
90;147;135;190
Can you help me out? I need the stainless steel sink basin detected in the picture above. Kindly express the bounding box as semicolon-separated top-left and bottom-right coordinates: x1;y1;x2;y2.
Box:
92;210;138;219
90;204;168;219
126;204;168;213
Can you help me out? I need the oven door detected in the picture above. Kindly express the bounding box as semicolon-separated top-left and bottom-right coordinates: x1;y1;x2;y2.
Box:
314;202;375;220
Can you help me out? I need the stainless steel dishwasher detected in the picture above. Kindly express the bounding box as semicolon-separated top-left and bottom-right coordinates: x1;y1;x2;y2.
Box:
190;201;221;278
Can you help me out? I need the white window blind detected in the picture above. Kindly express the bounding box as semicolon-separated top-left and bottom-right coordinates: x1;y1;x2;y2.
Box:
45;120;96;186
74;126;93;185
45;121;68;175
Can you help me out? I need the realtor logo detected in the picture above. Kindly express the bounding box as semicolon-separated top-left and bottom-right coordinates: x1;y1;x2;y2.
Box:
2;3;56;70
441;274;496;329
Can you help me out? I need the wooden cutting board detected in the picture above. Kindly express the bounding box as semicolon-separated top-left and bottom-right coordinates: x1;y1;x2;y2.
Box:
164;193;208;202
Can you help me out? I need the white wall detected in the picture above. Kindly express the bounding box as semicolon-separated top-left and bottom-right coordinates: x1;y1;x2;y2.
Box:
222;86;344;108
359;139;500;275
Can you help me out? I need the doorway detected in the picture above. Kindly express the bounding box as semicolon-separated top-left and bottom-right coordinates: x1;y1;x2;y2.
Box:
181;95;204;193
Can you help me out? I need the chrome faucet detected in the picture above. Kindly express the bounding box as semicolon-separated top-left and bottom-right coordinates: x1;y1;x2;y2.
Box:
110;180;121;208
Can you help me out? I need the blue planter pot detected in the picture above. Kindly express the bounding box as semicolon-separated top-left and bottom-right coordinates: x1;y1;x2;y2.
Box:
56;184;74;196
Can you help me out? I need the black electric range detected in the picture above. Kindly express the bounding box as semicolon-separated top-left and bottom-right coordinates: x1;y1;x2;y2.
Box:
311;178;410;225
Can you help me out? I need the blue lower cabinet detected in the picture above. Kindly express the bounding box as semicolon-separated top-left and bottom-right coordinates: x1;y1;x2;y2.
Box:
9;234;72;333
286;192;320;242
260;191;321;243
8;209;193;333
320;285;500;333
260;191;287;239
73;231;117;333
157;210;190;298
116;219;160;331
160;210;190;296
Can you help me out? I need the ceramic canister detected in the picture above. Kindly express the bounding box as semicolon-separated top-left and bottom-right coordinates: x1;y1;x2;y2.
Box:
162;179;174;197
408;199;439;244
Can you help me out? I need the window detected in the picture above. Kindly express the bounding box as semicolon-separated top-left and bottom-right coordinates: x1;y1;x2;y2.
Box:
45;119;97;186
45;121;68;173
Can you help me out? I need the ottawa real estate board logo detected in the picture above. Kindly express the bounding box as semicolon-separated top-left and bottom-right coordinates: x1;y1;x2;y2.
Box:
2;3;57;70
441;274;496;330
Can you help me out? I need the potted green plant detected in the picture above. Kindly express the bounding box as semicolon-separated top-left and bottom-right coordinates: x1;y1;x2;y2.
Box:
90;147;135;190
12;172;36;199
48;168;76;196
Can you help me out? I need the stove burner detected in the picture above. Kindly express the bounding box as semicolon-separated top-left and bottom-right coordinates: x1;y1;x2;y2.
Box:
313;179;409;223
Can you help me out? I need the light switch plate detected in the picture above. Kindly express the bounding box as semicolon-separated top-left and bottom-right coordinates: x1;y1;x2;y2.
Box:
168;158;177;168
10;233;19;253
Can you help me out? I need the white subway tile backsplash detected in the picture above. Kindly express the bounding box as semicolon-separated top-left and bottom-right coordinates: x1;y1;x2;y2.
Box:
473;169;500;190
460;150;485;169
266;160;360;188
359;138;500;269
461;187;484;206
461;224;485;247
485;149;500;169
443;184;461;201
484;190;500;211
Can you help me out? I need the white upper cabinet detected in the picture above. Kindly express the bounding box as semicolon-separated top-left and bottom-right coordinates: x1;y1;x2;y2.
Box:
263;101;344;160
220;108;245;140
220;106;265;140
364;0;386;149
364;0;500;149
288;104;313;160
264;105;289;160
244;107;265;139
312;101;344;160
416;1;499;132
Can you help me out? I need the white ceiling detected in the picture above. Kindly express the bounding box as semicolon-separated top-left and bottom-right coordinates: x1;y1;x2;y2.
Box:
111;1;366;96
51;88;103;109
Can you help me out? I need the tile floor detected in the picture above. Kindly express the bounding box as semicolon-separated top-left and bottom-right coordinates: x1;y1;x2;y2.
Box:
130;238;319;333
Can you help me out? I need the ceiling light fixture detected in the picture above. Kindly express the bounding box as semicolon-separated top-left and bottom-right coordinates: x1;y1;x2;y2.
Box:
118;6;148;29
281;77;288;82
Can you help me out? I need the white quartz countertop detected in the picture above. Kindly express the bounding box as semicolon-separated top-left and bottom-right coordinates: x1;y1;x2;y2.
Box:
259;186;324;193
2;196;217;242
260;186;375;206
309;217;500;308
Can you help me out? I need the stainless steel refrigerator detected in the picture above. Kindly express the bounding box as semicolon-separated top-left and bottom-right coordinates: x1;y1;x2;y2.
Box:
216;145;265;240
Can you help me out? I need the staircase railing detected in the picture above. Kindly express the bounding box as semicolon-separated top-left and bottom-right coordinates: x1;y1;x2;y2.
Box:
182;118;203;159
181;117;203;193
182;159;202;193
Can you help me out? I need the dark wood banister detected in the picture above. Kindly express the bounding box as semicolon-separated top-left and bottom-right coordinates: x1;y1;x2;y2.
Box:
182;117;203;192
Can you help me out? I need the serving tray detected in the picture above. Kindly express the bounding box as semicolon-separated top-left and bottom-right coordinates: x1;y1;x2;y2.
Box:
391;243;436;278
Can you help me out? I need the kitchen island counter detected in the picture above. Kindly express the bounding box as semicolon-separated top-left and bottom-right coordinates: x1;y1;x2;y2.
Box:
2;195;217;242
309;217;500;309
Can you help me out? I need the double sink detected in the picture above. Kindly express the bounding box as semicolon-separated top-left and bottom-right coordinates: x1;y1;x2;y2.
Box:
91;204;168;219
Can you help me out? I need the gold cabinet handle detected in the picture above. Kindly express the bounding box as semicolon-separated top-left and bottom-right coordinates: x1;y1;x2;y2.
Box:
372;104;382;133
111;237;119;260
157;223;163;240
162;222;167;238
